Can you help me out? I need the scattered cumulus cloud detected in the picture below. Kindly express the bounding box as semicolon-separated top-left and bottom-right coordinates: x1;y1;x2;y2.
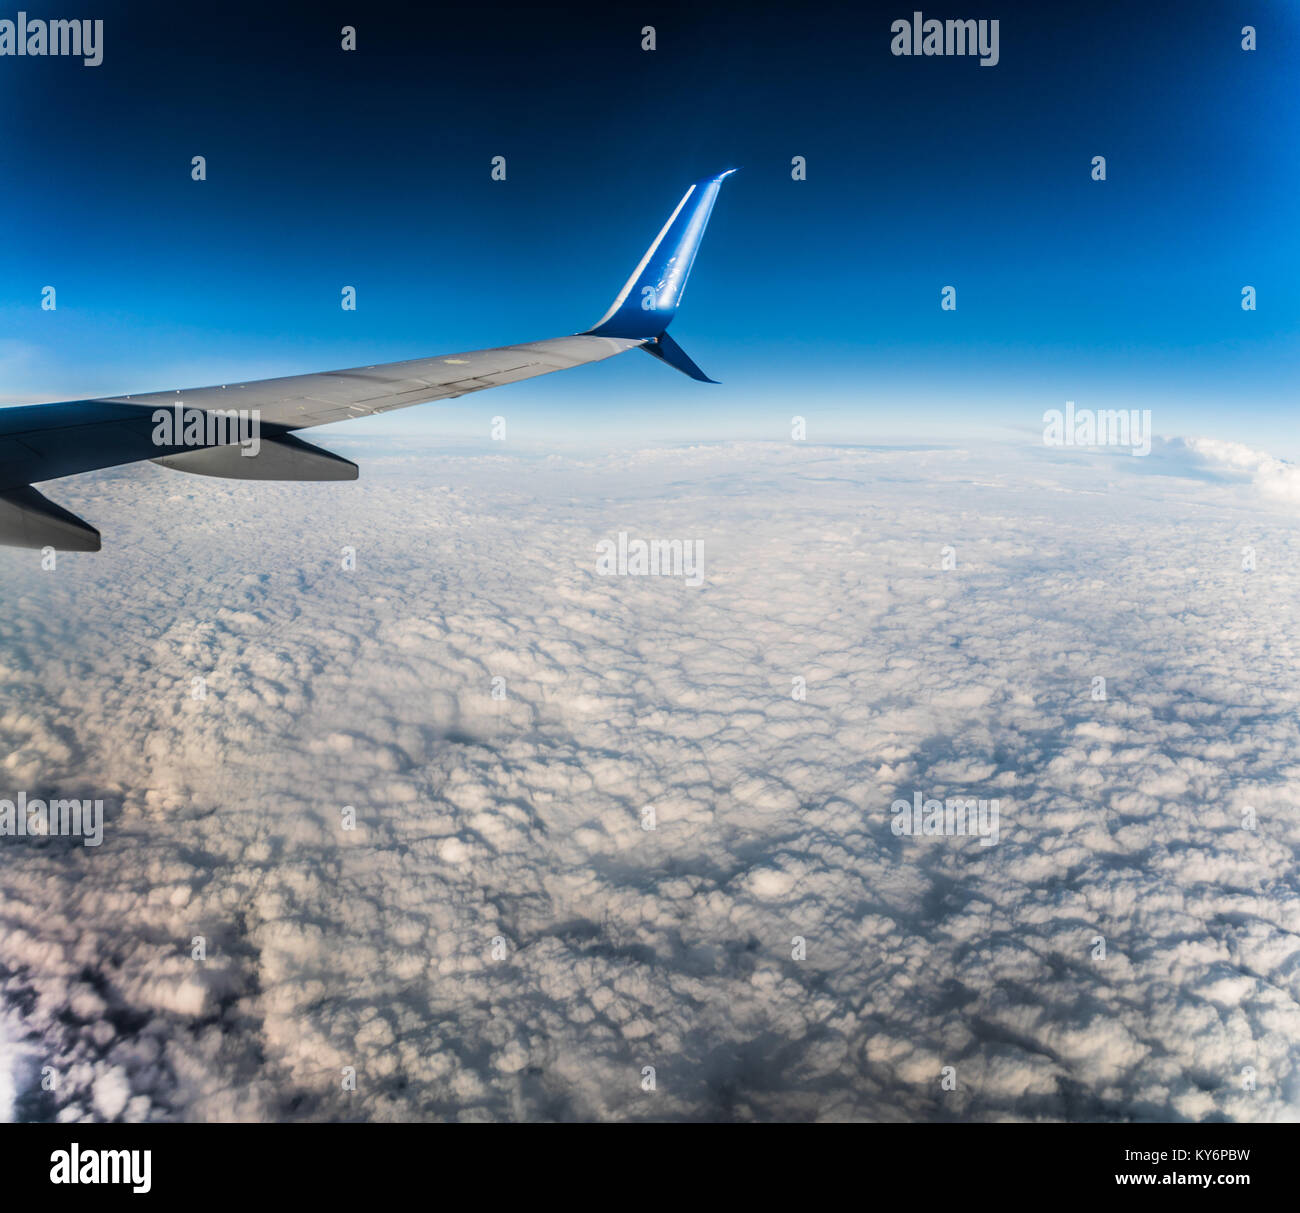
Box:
0;437;1298;1122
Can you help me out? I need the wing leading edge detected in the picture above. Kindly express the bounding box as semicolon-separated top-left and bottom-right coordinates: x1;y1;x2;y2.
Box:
0;171;735;549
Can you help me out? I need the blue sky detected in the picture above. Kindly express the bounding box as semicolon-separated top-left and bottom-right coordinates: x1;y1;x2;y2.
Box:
0;0;1296;450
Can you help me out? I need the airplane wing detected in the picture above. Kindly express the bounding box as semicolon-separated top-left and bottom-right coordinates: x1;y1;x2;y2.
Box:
0;170;736;552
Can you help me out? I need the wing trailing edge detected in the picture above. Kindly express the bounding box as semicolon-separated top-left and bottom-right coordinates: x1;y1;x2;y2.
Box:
152;432;359;481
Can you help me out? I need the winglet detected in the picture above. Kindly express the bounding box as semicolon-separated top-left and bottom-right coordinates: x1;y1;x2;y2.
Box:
584;170;736;342
638;331;719;383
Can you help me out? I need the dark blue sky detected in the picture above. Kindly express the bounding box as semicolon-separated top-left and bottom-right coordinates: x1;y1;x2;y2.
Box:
0;0;1295;447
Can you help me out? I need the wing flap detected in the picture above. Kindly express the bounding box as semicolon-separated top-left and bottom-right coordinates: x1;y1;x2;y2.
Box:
152;433;358;481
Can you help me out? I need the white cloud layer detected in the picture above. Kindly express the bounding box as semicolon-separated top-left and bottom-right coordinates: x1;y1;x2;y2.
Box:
1;437;1298;1122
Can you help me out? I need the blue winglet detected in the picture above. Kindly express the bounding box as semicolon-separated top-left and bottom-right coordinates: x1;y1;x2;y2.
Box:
638;330;719;383
583;169;736;342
